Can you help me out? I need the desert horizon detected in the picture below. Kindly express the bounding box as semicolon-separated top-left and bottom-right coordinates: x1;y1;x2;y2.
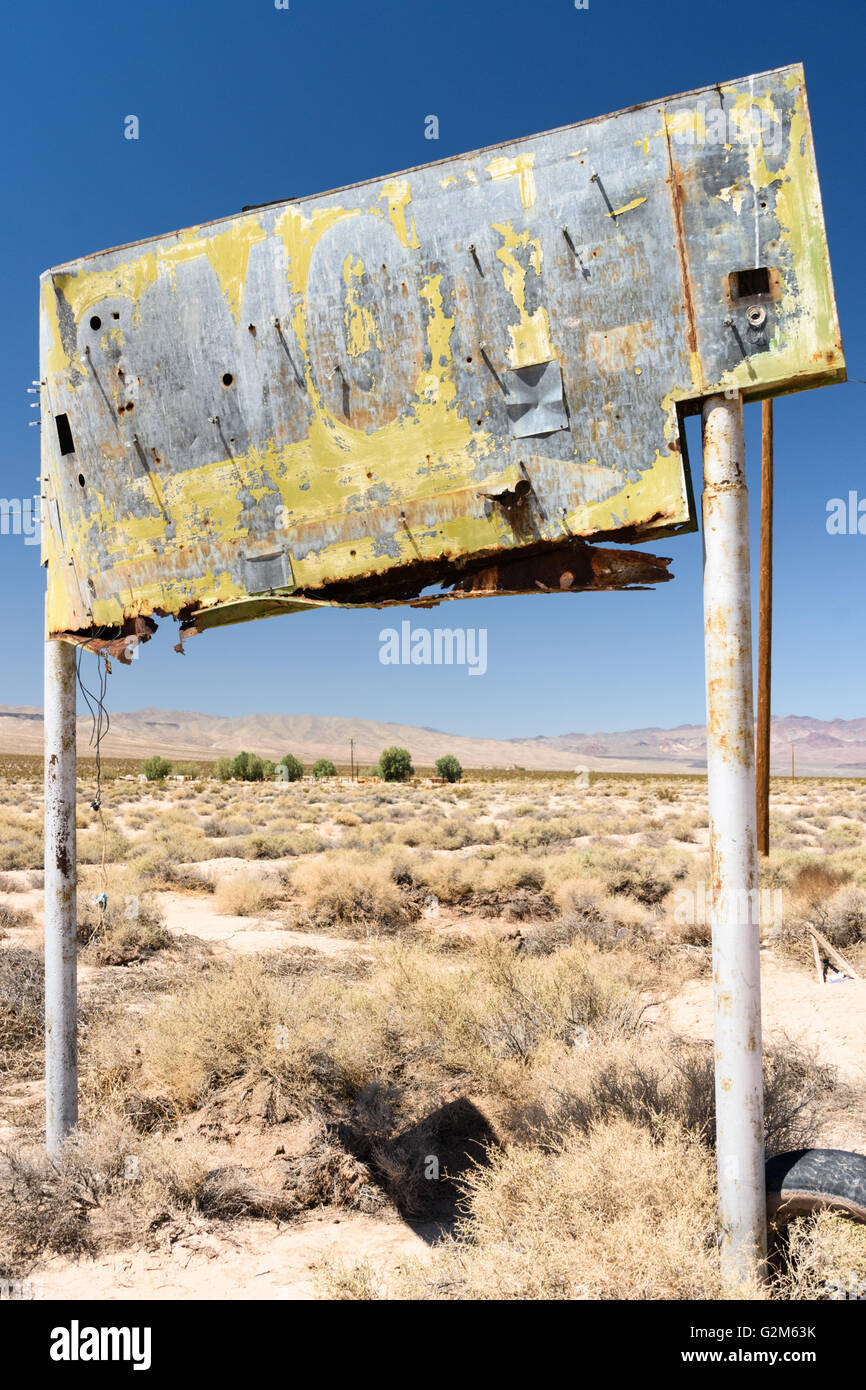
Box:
2;705;866;776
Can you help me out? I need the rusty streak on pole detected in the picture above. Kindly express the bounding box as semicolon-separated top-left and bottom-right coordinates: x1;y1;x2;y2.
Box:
702;394;767;1288
44;635;78;1155
756;399;773;857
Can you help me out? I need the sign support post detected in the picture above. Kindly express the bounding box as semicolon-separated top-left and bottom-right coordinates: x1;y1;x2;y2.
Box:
702;393;766;1287
44;634;78;1155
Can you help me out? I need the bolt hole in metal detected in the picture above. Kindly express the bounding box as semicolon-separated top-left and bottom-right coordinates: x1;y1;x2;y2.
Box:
747;305;767;329
77;474;85;487
222;372;234;386
89;315;101;331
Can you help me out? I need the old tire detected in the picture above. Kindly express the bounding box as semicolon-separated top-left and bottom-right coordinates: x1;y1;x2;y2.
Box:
766;1148;866;1224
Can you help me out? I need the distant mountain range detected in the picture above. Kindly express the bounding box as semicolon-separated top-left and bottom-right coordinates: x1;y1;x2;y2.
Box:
0;707;864;774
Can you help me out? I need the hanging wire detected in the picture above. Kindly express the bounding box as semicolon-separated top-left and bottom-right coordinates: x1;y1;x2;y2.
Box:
76;649;111;933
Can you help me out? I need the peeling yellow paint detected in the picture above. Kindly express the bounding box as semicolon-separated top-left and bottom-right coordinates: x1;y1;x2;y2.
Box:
486;153;537;210
343;255;382;359
717;183;748;216
607;195;647;218
491;221;552;368
377;179;420;249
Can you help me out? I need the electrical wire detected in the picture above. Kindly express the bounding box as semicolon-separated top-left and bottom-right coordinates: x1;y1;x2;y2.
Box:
76;648;111;932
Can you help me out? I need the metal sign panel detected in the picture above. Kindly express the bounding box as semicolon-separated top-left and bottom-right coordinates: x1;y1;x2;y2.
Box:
39;62;843;656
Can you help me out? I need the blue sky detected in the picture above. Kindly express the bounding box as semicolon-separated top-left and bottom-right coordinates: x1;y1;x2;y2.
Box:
1;0;863;738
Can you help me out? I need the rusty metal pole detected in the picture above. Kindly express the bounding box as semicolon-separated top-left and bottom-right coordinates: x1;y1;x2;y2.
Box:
701;394;766;1288
756;400;773;857
44;634;78;1154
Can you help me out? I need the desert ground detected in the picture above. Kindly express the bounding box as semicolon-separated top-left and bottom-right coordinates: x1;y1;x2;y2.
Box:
1;767;865;1300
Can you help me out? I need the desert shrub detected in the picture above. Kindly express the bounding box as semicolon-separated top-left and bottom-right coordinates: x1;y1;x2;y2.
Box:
0;947;44;1076
505;818;575;849
77;827;132;864
791;863;851;903
486;852;546;890
328;1119;724;1301
312;759;337;780
477;941;644;1065
602;853;678;905
816;884;866;950
214;873;282;917
778;877;866;961
506;1037;833;1159
170;864;215;893
0;828;42;871
242;832;293;859
123;957;320;1111
822;823;863;851
0;1121;216;1276
201;815;254;839
143;756;172;781
379;747;414;783
292;852;416;934
0;903;33;935
279;754;304;782
230;752;265;782
524;892;648;954
77;875;172;965
776;1210;866;1300
415;856;479;904
392;817;496;851
435;755;463;783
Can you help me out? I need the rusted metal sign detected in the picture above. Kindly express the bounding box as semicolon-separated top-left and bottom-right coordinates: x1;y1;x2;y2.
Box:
39;62;843;657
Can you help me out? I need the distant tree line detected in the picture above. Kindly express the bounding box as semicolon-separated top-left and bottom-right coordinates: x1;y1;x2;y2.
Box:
141;747;463;783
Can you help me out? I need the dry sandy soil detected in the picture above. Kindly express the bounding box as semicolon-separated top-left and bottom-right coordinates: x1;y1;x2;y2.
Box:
1;770;865;1300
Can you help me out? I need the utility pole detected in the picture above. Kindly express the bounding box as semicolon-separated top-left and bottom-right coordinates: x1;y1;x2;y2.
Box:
44;635;78;1155
756;399;773;857
349;738;355;781
701;394;766;1289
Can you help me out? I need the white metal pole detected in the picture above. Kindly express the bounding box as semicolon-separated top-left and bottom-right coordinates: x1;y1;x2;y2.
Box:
44;636;78;1154
701;393;766;1287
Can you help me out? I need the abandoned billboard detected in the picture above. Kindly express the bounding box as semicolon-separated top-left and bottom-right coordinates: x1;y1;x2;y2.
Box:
39;62;843;658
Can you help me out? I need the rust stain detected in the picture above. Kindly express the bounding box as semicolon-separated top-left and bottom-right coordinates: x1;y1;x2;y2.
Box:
663;124;700;383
